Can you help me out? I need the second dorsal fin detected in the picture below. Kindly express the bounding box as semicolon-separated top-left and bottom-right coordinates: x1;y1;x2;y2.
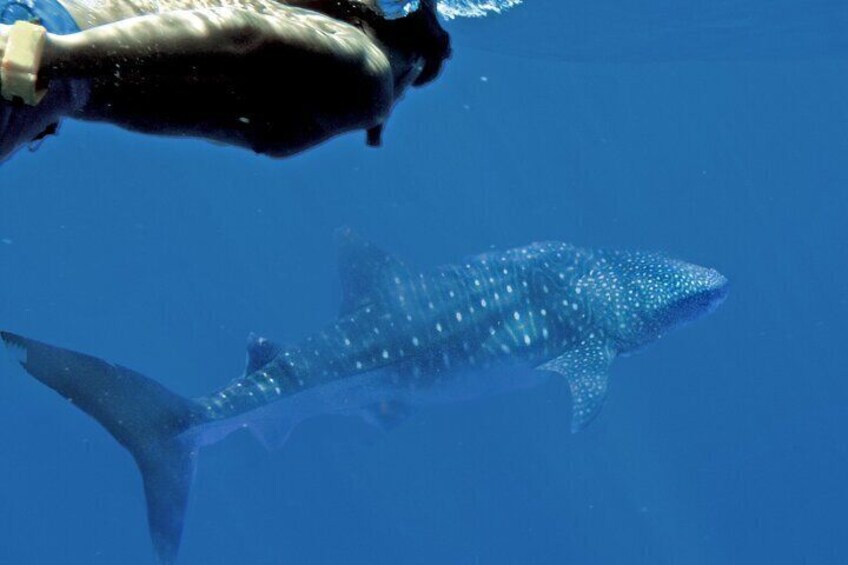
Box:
244;333;281;376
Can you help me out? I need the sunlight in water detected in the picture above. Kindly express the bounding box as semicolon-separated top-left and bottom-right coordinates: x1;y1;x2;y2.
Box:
437;0;523;19
379;0;523;20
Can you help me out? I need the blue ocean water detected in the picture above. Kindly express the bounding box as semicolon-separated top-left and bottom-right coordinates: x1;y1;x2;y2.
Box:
1;2;846;564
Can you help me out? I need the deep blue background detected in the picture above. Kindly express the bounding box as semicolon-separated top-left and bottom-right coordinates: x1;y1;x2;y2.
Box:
1;2;847;564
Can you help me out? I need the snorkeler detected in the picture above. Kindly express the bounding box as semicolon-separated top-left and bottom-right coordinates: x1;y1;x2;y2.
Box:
0;0;469;163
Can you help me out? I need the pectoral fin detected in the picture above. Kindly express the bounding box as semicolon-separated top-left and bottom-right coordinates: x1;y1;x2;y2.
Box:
538;336;615;433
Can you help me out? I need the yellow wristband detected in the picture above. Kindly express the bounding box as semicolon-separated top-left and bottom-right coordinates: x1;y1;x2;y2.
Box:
1;21;48;106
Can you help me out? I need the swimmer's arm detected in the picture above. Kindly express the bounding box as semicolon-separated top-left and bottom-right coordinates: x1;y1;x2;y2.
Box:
39;7;393;113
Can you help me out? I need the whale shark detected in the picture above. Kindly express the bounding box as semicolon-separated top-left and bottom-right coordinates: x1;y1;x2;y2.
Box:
1;229;728;564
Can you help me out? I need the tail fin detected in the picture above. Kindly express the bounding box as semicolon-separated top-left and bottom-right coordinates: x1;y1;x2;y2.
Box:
1;331;205;564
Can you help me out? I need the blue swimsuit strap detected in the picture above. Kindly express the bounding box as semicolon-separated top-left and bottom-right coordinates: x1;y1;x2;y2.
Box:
0;0;79;34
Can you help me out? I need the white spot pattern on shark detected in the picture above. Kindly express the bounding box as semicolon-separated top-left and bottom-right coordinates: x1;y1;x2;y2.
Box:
0;229;727;565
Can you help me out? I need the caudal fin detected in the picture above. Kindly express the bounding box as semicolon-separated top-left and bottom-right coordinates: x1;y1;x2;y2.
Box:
0;331;206;564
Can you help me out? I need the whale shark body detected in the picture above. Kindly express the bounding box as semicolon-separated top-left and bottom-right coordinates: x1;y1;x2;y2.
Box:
1;229;728;564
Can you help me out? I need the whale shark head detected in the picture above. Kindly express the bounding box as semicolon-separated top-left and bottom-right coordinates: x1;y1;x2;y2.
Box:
588;250;729;354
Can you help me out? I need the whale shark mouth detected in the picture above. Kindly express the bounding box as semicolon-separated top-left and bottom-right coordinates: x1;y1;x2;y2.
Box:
665;280;730;328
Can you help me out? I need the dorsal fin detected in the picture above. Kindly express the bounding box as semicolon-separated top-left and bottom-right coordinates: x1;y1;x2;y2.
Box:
335;227;407;314
244;333;281;376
